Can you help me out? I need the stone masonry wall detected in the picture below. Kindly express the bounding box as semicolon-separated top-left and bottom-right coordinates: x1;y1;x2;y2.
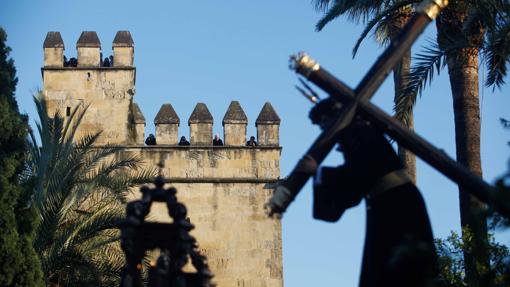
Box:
42;31;283;287
116;147;283;287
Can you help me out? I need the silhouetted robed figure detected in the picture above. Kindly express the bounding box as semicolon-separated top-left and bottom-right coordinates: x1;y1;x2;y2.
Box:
246;136;257;147
178;136;190;146
103;57;111;67
212;134;223;146
309;98;438;287
145;134;156;146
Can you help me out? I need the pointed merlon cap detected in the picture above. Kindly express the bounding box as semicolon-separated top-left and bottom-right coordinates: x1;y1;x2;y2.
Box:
256;102;280;125
76;31;101;48
223;101;248;124
113;31;134;47
44;32;64;48
154;103;180;125
188;103;213;124
132;103;145;124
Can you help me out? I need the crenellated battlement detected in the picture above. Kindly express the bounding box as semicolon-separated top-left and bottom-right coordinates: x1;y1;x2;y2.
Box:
42;31;136;145
41;30;283;287
139;101;280;146
43;31;134;68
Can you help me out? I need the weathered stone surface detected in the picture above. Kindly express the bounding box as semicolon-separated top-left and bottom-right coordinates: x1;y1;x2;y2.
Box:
44;32;64;67
189;103;213;124
189;103;213;145
131;103;145;144
77;32;101;67
112;31;135;67
256;103;280;146
78;47;101;67
112;31;134;47
190;123;213;145
256;102;280;125
113;47;133;67
223;101;248;124
133;124;145;145
156;124;178;145
155;103;180;124
43;68;135;144
42;31;283;287
138;182;283;287
119;147;281;179
131;103;145;124
257;124;279;146
223;101;248;146
44;48;64;67
224;123;247;146
154;104;180;144
76;31;101;47
119;146;283;287
44;31;64;48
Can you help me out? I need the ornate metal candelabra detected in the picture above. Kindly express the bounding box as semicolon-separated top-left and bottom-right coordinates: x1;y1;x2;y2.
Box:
119;165;214;287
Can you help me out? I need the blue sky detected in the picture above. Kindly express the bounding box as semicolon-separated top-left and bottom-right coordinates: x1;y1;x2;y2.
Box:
2;1;509;286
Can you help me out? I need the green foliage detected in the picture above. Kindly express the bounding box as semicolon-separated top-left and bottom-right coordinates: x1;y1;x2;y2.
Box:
27;96;156;286
502;118;510;147
394;0;510;120
435;229;510;287
487;119;510;228
0;26;44;287
314;0;393;30
393;41;447;125
316;0;510;122
313;0;418;53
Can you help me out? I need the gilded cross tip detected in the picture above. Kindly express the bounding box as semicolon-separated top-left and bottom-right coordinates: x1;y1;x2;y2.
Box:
417;0;448;20
289;52;320;78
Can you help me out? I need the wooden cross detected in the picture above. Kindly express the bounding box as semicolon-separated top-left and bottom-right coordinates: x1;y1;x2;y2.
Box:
266;0;510;219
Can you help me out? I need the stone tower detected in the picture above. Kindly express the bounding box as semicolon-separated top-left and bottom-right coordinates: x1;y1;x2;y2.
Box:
42;31;283;287
42;31;136;144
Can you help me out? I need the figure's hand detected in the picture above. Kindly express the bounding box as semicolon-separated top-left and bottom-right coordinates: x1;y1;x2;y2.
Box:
265;185;294;219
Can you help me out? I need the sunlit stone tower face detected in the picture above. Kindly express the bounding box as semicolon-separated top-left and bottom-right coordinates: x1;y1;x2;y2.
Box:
42;31;137;145
41;31;283;287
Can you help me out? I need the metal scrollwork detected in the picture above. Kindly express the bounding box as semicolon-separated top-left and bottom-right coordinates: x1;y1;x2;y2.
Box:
119;167;214;287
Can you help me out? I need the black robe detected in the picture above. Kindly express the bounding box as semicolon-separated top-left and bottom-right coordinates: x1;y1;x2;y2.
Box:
313;118;437;287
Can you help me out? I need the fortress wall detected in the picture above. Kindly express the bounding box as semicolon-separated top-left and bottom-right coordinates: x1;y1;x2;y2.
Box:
42;30;283;287
117;146;281;179
115;146;283;287
43;68;135;144
147;182;282;287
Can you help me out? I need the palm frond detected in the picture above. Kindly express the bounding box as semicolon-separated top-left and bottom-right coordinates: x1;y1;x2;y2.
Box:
316;1;351;31
316;0;378;31
29;95;153;285
313;0;334;12
484;18;510;88
394;41;447;125
316;0;415;31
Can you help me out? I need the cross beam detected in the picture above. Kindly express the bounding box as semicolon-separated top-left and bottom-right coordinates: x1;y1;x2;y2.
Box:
291;53;510;218
265;0;510;218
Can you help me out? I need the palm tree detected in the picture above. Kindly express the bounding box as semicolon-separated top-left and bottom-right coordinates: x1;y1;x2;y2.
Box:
435;2;489;285
26;96;156;286
397;1;510;285
314;0;418;183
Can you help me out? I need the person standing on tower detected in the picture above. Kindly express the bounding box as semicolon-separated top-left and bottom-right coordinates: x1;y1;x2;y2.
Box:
213;134;223;146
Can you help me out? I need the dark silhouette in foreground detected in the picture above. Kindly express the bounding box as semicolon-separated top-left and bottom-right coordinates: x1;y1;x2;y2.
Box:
119;171;214;287
310;99;438;287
